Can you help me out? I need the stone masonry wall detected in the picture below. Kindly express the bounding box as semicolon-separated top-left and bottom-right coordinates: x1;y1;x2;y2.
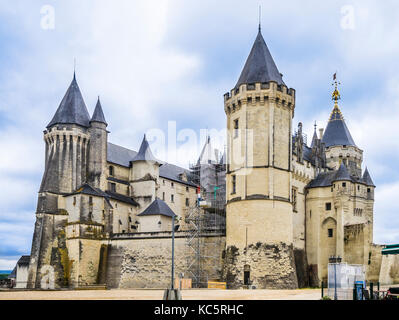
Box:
223;242;298;289
105;234;225;289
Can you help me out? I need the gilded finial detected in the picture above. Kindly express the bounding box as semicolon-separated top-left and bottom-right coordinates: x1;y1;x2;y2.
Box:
329;72;344;121
332;72;341;105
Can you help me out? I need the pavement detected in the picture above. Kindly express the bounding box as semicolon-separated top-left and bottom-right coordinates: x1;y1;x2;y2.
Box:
0;288;321;300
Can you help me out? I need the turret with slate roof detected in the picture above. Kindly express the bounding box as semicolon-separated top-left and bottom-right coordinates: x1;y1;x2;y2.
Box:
130;135;161;209
90;96;108;126
88;96;108;190
333;163;351;182
47;73;91;129
321;76;363;177
362;167;375;187
131;135;160;164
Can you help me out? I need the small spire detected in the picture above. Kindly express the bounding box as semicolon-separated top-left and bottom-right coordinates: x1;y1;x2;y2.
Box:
90;96;107;126
258;5;262;32
131;135;159;163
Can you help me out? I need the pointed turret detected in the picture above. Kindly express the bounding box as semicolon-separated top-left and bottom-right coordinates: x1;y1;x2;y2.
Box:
47;73;91;128
197;136;219;165
362;167;375;187
321;80;356;148
235;29;285;88
310;124;318;149
333;163;351;181
90;97;107;126
131;135;159;163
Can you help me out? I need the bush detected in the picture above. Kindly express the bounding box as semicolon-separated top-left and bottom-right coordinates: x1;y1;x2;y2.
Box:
321;295;332;300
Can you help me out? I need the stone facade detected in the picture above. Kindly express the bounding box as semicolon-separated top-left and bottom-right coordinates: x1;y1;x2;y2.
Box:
24;27;396;291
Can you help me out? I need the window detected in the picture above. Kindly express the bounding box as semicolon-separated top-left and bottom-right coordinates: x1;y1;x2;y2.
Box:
325;202;331;211
185;198;189;207
108;182;116;192
162;192;165;201
186;186;189;192
232;175;236;194
171;194;174;203
292;188;297;212
144;196;152;202
89;196;93;205
234;119;239;138
73;197;76;206
171;182;174;188
328;229;333;238
163;180;165;186
342;182;346;187
367;188;371;193
109;166;114;176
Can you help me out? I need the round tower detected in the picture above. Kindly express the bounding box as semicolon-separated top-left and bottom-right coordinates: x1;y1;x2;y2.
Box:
321;79;363;177
223;28;298;289
28;73;91;288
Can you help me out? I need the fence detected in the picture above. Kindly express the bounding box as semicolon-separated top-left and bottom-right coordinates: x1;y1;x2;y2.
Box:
327;263;365;300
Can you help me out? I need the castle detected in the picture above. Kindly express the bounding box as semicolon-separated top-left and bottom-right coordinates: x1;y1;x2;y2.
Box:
24;27;393;290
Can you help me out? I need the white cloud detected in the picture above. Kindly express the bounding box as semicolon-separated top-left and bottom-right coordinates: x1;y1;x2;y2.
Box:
0;259;18;270
1;0;399;259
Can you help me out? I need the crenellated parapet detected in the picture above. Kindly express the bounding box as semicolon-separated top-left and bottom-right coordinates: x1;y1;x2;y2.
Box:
224;81;295;116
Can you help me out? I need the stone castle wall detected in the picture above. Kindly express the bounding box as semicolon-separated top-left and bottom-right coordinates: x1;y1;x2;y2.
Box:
223;242;298;289
103;233;225;289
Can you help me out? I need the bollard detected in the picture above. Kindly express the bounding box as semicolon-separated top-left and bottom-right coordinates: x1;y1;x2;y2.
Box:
353;283;357;300
321;281;324;298
370;283;374;300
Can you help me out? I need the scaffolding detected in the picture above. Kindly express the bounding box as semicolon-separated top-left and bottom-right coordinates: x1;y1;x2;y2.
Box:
185;142;226;288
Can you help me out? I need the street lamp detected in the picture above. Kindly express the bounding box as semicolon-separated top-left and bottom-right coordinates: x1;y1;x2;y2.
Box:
329;255;341;300
163;215;182;300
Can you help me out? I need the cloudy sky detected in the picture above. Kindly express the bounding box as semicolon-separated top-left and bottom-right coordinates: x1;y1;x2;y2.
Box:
1;0;399;269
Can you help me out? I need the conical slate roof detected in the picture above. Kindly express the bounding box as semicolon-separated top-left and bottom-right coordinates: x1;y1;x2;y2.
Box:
90;97;107;125
236;29;285;88
321;105;356;148
333;163;351;181
131;135;159;163
310;129;318;148
362;167;375;187
47;73;91;128
197;136;220;165
138;198;176;217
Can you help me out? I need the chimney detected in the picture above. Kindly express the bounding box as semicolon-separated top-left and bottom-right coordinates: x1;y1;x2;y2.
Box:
319;128;324;140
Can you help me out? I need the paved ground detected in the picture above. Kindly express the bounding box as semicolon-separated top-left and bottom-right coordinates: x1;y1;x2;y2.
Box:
0;288;321;300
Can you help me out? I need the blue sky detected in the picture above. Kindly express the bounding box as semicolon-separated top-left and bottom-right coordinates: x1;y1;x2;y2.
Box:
1;0;399;269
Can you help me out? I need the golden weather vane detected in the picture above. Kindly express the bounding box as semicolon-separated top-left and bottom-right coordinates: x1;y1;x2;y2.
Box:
332;72;341;104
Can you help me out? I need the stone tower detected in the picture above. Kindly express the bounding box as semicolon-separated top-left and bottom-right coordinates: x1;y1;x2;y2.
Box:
321;82;363;177
129;135;161;211
27;73;92;288
223;27;298;289
88;97;108;190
